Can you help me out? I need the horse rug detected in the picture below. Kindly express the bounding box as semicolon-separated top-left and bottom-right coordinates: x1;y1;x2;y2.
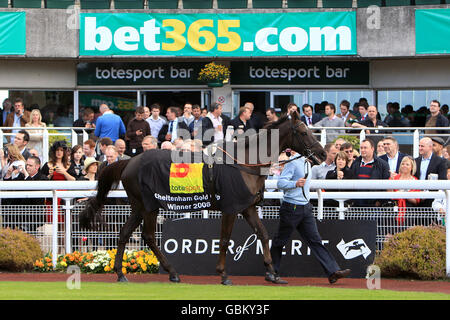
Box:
138;149;255;214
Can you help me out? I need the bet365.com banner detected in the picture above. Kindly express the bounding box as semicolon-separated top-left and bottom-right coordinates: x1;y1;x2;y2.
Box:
79;12;356;57
0;12;26;55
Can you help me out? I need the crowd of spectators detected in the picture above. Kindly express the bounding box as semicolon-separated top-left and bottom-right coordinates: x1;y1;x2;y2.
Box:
0;97;448;213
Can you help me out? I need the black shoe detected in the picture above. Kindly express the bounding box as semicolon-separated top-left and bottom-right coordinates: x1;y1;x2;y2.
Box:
265;272;288;284
328;269;351;284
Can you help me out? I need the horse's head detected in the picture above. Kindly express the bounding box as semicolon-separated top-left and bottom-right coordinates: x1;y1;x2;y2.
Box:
267;111;327;166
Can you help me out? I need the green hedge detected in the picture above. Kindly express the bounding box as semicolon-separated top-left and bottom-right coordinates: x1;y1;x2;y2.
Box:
0;228;43;272
375;225;446;280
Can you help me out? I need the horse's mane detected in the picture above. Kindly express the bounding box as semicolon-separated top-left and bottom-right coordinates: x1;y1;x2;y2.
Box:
262;114;290;130
243;112;297;149
263;111;300;130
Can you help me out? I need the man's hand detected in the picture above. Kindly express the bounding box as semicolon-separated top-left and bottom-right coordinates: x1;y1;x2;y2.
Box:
295;178;307;188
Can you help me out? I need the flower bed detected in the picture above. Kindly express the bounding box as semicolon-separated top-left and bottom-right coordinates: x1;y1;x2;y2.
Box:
34;249;159;274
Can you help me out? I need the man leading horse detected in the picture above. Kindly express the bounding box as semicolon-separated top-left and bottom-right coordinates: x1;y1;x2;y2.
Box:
79;110;350;285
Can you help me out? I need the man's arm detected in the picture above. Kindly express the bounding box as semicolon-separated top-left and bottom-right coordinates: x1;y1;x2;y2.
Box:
312;118;324;128
277;163;297;190
158;125;168;142
437;157;448;180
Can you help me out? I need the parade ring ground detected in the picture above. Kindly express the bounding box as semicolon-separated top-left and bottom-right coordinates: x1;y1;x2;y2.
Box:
0;273;449;300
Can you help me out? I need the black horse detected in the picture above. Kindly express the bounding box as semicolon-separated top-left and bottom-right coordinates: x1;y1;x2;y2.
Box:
79;112;327;284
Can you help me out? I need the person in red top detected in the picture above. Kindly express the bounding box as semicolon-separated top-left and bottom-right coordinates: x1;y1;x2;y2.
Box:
389;156;421;224
42;140;76;181
41;141;76;252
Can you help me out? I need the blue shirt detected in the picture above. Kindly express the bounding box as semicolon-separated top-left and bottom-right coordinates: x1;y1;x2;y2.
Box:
277;154;312;205
420;154;432;180
94;112;126;143
146;117;166;141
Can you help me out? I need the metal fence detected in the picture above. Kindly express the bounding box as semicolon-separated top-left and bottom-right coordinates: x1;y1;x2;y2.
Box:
0;180;448;275
0;202;443;255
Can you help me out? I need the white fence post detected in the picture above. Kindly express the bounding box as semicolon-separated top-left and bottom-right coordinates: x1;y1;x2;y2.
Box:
320;129;327;146
317;189;323;221
446;190;450;277
42;129;49;165
71;129;78;147
52;190;58;270
82;129;89;143
359;129;366;145
338;200;346;220
64;198;72;254
413;129;420;159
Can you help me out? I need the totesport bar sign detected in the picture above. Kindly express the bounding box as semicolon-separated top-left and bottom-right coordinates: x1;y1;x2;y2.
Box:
79;12;356;57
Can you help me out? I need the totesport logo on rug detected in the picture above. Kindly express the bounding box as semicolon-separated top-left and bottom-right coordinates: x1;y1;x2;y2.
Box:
169;163;204;194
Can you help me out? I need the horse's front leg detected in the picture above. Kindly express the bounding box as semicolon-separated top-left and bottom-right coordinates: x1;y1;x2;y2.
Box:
142;211;180;283
242;206;277;281
216;213;236;285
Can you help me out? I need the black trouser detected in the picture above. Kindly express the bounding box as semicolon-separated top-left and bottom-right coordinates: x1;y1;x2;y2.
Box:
270;201;340;277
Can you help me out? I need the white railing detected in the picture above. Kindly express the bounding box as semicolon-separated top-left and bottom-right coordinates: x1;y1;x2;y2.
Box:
0;127;93;164
308;126;450;158
0;179;448;277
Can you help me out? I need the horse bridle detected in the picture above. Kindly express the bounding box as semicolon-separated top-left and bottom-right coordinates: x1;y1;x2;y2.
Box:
287;120;322;166
216;119;322;170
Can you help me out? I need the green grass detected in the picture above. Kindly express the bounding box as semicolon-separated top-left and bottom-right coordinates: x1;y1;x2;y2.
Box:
0;282;448;300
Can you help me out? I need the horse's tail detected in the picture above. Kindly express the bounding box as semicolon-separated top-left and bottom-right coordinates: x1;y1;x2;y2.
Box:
79;159;131;230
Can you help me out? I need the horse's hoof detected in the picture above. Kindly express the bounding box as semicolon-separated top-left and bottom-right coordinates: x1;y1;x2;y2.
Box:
117;275;128;283
221;279;233;286
169;274;181;283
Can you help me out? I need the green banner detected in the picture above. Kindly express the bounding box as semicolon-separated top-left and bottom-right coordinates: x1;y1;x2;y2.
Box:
0;12;26;55
416;9;450;54
79;92;136;111
231;61;369;85
77;62;206;85
80;12;356;57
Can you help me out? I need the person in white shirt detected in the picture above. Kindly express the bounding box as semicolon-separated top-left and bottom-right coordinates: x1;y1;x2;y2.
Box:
337;100;356;126
313;103;345;143
146;104;166;142
379;136;407;179
311;143;338;180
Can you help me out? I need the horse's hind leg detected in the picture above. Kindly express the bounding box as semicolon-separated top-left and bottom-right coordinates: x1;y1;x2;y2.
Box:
241;206;277;281
142;211;180;283
216;213;236;285
114;213;143;282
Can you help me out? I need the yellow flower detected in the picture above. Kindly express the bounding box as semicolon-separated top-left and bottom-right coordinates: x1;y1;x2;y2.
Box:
122;267;127;275
60;261;67;267
104;266;111;272
198;62;230;82
141;264;147;272
122;262;127;267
